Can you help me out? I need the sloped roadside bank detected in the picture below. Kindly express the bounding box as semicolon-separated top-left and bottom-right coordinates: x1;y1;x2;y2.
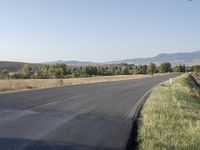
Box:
132;75;200;150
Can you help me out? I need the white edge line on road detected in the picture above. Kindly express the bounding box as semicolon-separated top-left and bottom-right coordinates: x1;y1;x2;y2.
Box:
127;87;154;120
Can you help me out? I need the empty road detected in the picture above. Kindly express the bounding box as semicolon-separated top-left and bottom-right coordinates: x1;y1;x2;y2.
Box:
0;73;179;150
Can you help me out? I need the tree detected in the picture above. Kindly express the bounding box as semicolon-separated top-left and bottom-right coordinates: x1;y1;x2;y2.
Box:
38;65;50;78
22;64;31;78
159;62;171;73
0;69;9;79
61;64;67;75
85;66;97;76
192;65;200;75
135;65;147;74
96;66;103;75
121;66;129;75
48;65;64;78
147;63;156;75
173;65;186;72
11;71;24;79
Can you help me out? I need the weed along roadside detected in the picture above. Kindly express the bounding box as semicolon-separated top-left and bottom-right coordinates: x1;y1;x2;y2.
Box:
135;74;200;150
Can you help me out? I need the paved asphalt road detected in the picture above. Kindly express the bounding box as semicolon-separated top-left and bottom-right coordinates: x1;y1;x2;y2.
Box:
0;73;180;150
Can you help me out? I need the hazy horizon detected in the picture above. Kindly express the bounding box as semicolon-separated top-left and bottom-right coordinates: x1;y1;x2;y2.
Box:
0;50;200;64
0;0;200;63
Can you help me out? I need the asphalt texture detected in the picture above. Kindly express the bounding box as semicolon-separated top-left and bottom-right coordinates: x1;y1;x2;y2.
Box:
0;73;180;150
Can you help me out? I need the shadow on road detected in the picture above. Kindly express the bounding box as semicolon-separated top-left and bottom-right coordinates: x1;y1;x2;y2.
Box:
125;118;139;150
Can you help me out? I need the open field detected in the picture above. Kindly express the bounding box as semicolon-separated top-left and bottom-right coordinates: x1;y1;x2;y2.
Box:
137;74;200;150
0;74;160;92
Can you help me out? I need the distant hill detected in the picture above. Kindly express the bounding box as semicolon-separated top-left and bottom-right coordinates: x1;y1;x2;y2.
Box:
1;51;200;72
0;61;42;72
106;51;200;66
44;51;200;66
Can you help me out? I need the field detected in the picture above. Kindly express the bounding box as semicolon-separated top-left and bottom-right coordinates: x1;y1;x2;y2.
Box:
137;74;200;150
0;74;154;92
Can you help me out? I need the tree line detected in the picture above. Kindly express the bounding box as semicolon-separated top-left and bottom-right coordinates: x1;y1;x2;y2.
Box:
0;62;192;79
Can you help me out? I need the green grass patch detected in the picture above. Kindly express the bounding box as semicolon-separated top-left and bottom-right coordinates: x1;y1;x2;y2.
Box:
137;75;200;150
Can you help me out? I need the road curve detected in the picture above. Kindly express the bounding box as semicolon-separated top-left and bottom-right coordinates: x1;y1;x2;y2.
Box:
0;73;180;150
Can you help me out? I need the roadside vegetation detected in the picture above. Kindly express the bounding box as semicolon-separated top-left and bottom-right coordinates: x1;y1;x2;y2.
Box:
137;74;200;150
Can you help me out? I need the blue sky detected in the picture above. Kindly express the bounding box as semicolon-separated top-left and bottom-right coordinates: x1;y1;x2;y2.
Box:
0;0;199;63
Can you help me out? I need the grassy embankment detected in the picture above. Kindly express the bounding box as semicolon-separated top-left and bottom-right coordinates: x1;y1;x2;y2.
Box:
137;74;200;150
0;74;155;92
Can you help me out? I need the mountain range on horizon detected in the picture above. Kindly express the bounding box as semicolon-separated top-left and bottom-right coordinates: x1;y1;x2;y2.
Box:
1;50;200;72
44;50;200;66
107;50;200;65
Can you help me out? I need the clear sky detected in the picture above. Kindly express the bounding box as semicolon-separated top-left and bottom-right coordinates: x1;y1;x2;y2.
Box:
0;0;199;63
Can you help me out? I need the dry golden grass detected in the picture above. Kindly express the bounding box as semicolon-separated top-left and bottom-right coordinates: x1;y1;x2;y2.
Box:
0;74;152;92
